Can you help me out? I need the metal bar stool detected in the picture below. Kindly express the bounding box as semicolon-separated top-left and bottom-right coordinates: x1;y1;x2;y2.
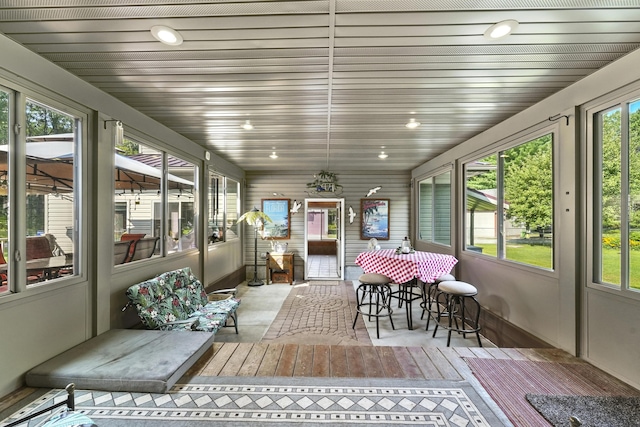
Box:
431;280;482;347
353;273;395;339
421;273;456;331
389;278;423;330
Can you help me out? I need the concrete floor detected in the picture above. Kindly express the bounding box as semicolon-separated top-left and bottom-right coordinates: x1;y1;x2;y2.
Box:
215;279;495;348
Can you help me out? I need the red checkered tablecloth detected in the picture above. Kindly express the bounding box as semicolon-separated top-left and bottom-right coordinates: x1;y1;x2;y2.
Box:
355;249;458;284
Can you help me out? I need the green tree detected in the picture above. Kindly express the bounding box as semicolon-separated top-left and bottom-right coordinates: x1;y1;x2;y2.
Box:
600;109;622;230
596;107;640;230
0;91;8;145
503;140;553;233
466;154;496;191
628;107;640;228
25;102;73;136
116;138;140;155
26;195;45;235
466;136;553;236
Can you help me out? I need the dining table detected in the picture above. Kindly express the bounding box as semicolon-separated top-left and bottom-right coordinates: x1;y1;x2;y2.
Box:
0;255;74;282
355;249;458;330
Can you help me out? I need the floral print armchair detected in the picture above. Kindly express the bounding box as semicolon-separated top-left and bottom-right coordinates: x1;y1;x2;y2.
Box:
126;267;240;333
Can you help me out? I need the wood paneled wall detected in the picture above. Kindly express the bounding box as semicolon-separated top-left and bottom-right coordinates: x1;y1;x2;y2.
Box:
244;171;411;280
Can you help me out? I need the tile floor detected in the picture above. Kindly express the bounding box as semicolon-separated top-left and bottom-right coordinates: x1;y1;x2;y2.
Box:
215;279;494;348
306;254;340;279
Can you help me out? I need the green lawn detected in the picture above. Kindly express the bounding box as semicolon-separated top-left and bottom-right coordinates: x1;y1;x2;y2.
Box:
473;243;552;269
471;243;640;290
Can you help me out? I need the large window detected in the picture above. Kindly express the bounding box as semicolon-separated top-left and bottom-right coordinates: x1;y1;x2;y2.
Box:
113;135;197;265
464;133;554;270
208;171;225;243
0;88;9;293
591;96;640;292
167;154;196;252
207;172;240;244
465;155;498;254
24;100;80;286
1;90;83;294
226;178;239;240
418;170;451;246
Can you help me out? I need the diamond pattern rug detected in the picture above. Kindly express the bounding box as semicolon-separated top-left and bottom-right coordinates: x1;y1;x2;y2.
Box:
1;377;507;426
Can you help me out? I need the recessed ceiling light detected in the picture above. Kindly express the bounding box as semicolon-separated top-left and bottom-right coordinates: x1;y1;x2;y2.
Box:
378;151;388;159
269;151;278;159
484;20;518;40
405;118;421;129
150;25;183;46
241;120;254;130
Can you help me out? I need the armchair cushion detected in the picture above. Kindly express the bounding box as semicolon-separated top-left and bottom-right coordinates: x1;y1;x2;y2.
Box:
42;409;97;427
125;277;189;330
157;267;208;313
126;267;240;334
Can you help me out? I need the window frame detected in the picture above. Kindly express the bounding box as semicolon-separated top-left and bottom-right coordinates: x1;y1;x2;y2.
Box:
460;125;558;274
0;79;88;296
207;171;240;246
225;177;240;241
208;170;226;245
166;152;198;254
585;85;640;299
113;131;199;266
416;166;453;247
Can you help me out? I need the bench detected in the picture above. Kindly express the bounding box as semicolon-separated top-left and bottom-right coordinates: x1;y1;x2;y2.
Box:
125;267;240;334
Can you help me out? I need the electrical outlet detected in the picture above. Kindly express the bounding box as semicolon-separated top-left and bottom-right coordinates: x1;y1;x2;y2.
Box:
260;252;267;259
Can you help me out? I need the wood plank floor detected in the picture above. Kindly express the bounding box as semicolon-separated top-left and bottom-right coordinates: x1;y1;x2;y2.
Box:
185;342;584;382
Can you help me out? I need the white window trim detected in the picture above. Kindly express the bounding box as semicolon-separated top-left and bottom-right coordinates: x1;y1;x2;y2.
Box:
584;84;640;301
460;124;559;275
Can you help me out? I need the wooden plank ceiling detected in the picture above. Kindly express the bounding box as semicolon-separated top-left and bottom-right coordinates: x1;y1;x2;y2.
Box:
1;1;639;172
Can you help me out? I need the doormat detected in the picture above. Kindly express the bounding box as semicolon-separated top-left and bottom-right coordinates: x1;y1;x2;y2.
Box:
526;394;640;427
261;281;372;345
465;357;640;427
1;376;508;426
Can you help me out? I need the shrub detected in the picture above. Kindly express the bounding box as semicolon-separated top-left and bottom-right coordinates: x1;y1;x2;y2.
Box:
602;232;640;250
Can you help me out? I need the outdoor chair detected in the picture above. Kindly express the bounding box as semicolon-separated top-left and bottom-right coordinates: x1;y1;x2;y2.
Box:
120;233;146;242
26;236;54;260
26;236;54;282
120;233;146;261
0;250;6;287
114;240;134;264
130;236;159;261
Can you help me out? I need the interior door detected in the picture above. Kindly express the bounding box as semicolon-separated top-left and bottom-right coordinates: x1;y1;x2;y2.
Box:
304;198;344;280
335;201;343;279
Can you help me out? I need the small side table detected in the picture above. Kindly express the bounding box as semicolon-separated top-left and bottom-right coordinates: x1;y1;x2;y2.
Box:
266;252;294;285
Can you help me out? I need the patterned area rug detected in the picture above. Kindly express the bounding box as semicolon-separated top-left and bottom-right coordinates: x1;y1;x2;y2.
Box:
465;358;640;427
1;377;507;426
261;281;372;345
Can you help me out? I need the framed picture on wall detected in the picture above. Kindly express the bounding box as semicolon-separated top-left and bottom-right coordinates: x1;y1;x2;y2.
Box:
262;198;291;239
361;198;389;240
